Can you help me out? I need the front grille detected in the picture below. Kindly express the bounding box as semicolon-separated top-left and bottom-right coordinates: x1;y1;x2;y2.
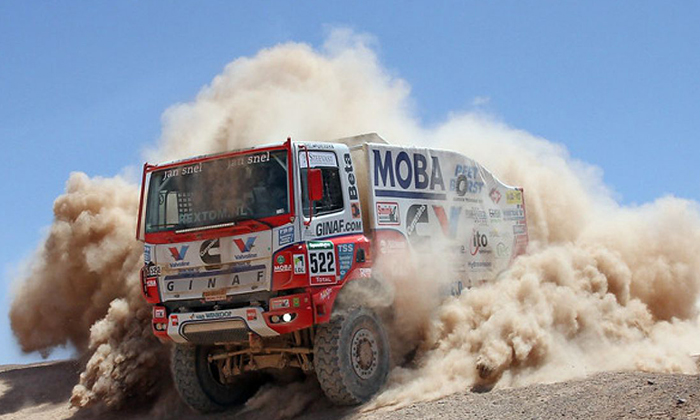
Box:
181;320;249;344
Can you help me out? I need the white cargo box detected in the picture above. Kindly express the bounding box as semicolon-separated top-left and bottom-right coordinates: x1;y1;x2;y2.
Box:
346;138;528;287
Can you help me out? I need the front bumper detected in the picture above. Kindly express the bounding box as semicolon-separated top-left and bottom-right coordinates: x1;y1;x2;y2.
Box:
166;307;279;344
151;291;315;344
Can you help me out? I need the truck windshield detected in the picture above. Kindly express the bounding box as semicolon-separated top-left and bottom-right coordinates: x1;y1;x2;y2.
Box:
145;149;289;233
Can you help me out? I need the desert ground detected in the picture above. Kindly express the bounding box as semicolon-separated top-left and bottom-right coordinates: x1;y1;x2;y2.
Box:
1;360;699;420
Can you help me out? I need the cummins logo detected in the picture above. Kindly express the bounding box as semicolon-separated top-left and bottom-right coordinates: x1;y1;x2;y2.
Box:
199;239;221;265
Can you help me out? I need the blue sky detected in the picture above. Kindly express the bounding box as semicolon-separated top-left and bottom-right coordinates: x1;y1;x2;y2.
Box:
1;2;698;364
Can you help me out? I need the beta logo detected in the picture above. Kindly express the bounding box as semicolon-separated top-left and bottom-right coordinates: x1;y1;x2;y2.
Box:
234;237;256;253
168;245;189;261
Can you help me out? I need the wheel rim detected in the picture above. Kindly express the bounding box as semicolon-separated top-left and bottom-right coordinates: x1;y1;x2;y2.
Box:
201;347;226;387
351;327;379;379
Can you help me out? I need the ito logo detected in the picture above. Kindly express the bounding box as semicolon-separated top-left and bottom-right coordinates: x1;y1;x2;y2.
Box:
168;245;189;261
234;237;256;253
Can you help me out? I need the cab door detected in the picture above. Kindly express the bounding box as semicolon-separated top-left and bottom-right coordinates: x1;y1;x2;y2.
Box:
296;143;363;241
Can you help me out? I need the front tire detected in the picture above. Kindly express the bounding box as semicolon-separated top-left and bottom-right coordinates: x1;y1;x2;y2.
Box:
171;344;260;413
314;307;390;405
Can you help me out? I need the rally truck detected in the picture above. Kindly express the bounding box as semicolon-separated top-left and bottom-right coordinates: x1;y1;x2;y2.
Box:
136;133;528;412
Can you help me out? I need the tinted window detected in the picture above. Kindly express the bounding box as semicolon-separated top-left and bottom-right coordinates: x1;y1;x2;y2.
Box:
145;150;289;232
300;167;344;217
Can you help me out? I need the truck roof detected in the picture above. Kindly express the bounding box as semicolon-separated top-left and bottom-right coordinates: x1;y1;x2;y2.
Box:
147;133;389;170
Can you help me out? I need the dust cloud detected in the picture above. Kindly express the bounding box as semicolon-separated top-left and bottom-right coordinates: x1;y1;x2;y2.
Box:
9;28;700;415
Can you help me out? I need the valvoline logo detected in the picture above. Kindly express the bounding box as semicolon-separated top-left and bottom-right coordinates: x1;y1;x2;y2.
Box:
168;245;189;261
167;245;190;268
234;237;256;253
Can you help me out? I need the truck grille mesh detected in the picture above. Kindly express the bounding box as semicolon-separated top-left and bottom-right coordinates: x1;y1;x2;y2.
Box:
181;320;249;344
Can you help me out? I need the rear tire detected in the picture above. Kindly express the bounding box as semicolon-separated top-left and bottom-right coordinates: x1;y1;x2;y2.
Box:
314;307;390;405
171;344;261;413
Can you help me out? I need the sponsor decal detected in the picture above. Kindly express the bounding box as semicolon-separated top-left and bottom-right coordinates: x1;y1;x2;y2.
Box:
453;165;485;196
167;245;190;268
162;163;202;180
199;239;221;265
271;298;290;310
276;255;285;264
468;261;493;270
234;236;256;253
308;241;337;284
146;278;157;287
146;265;161;277
278;226;295;246
168;245;189;261
293;254;306;274
301;142;336;150
192;310;233;321
406;204;428;237
497;242;510;257
464;207;488;225
489;227;503;238
164;268;266;298
274;263;292;273
299;151;338;168
232;235;267;261
292;297;300;307
373;149;446;200
170;315;178;327
376;202;400;225
470;230;490;256
488;209;502;219
337;243;355;279
203;290;229;302
359;268;372;278
226;151;270;169
489;188;502;204
246;309;257;321
379;239;407;254
351;202;361;219
504;209;526;221
144;245;152;263
513;224;528;235
319;287;333;301
154;307;166;318
506;190;523;205
314;219;363;237
180;209;234;225
450;281;464;296
344;153;359;201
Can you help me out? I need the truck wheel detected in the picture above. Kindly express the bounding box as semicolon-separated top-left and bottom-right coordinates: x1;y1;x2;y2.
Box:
314;307;390;405
171;344;260;413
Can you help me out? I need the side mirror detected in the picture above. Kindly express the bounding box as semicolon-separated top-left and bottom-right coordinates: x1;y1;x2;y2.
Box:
308;168;324;202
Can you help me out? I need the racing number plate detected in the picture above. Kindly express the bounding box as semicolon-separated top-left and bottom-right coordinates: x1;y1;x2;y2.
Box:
307;241;337;285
